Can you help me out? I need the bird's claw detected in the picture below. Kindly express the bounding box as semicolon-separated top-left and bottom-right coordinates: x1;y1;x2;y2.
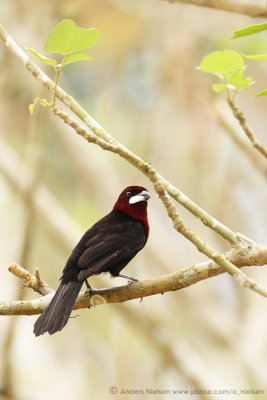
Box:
127;280;135;289
126;277;139;289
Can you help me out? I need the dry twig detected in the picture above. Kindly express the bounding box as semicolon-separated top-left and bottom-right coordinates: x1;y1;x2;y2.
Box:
211;101;267;178
228;99;267;160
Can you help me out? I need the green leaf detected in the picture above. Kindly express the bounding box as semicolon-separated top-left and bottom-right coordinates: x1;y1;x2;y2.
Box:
45;19;99;55
228;72;254;90
243;53;267;60
256;89;267;97
212;84;226;93
199;51;244;75
233;22;267;39
64;52;93;66
27;48;57;67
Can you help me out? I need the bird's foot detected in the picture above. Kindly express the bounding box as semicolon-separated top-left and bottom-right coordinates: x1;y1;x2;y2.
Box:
117;273;139;284
127;280;135;289
115;273;139;289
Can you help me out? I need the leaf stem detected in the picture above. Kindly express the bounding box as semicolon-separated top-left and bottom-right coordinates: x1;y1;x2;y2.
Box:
51;55;67;106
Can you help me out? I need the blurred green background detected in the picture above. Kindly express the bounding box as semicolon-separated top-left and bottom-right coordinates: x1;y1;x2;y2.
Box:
1;1;267;399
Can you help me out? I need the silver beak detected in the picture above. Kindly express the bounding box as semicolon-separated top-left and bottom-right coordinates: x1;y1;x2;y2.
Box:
129;190;150;204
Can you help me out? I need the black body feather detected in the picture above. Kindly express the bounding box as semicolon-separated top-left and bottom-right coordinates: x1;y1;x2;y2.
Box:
34;210;147;336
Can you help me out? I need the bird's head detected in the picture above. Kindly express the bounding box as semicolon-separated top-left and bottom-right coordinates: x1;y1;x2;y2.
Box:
113;186;150;233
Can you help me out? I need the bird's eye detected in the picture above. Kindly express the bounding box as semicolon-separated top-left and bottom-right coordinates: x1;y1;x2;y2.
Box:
126;191;132;198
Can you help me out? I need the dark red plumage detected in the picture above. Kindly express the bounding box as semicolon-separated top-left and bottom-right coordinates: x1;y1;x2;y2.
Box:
34;186;150;336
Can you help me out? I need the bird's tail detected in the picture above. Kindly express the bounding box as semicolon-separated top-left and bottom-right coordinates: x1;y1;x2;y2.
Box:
33;281;83;336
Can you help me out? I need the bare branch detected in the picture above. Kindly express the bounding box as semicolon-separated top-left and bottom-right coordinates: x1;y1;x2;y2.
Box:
149;173;267;298
228;99;267;160
0;23;238;245
1;243;267;315
161;0;267;18
211;101;267;178
8;263;53;296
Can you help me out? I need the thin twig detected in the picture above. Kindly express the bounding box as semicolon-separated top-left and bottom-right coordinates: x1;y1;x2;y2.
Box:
211;101;267;178
228;99;267;160
8;263;53;296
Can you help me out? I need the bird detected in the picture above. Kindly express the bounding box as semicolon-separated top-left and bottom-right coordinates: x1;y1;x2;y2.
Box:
33;186;150;336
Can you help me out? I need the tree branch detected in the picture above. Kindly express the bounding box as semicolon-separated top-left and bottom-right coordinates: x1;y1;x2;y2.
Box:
211;101;267;178
1;243;267;315
149;173;267;298
8;264;53;296
0;22;239;246
161;0;267;18
228;99;267;160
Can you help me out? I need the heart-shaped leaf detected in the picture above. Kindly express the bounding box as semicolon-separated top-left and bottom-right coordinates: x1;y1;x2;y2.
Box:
45;19;99;55
199;51;244;75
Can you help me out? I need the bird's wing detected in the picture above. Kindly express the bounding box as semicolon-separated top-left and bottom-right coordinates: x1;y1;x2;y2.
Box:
61;215;146;283
77;232;139;278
